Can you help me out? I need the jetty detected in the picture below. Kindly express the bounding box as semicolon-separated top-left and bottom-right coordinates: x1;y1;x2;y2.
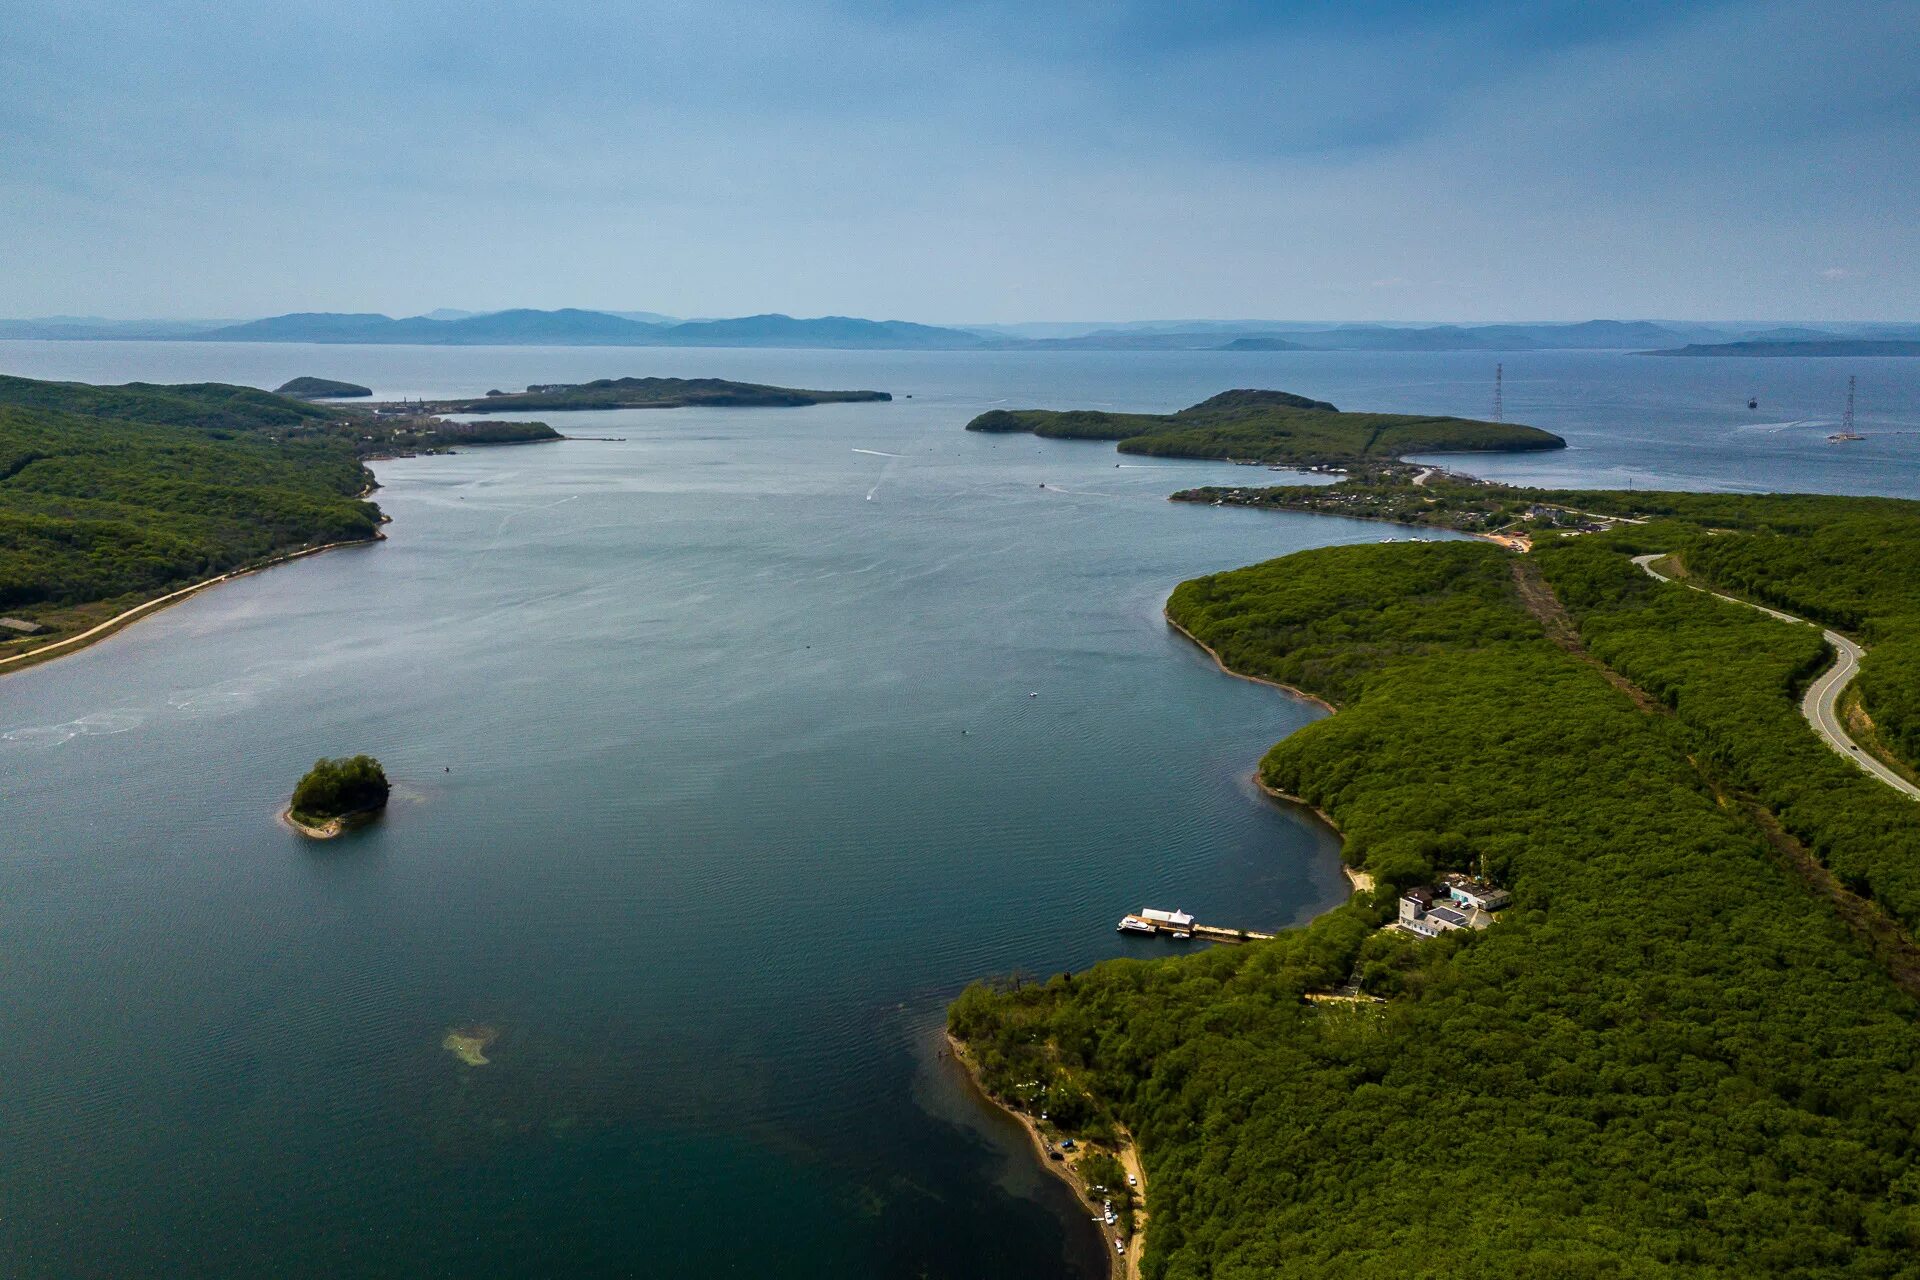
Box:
1116;907;1273;944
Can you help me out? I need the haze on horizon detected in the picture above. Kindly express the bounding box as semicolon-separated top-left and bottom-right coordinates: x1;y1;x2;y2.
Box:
3;0;1915;324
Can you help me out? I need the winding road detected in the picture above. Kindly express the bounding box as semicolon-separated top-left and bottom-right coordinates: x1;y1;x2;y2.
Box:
1631;554;1920;801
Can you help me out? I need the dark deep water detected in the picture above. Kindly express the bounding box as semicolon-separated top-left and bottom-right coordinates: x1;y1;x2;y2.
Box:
1;343;1914;1276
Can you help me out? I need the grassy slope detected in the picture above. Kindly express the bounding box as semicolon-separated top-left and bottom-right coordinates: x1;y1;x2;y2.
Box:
965;389;1565;466
951;540;1920;1277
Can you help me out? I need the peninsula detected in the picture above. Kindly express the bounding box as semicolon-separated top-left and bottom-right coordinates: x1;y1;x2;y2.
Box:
430;376;891;414
966;388;1564;471
0;374;553;670
950;423;1920;1274
0;369;891;672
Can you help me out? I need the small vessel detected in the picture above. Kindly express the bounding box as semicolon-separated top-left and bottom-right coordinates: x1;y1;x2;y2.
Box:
1117;915;1158;935
1748;398;1758;409
1172;931;1192;940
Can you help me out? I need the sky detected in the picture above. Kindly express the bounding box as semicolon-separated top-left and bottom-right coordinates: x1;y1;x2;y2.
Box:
2;0;1915;322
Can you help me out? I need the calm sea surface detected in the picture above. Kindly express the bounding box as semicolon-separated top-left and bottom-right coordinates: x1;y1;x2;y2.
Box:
2;342;1915;1277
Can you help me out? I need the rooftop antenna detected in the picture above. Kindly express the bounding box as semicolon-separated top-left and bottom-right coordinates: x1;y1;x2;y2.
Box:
1492;363;1504;422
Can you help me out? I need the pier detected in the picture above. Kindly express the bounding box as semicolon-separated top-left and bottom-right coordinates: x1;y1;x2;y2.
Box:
1117;907;1273;944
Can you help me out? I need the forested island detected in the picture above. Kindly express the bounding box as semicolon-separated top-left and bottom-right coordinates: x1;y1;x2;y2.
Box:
287;755;390;837
433;376;891;414
275;376;373;398
966;389;1564;470
0;375;554;665
951;479;1920;1275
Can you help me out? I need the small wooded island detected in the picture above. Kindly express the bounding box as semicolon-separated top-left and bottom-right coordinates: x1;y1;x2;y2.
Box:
966;388;1564;472
275;376;373;398
433;376;893;414
286;755;391;838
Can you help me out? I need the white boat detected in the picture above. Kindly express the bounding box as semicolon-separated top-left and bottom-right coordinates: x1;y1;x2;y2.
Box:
1116;915;1158;935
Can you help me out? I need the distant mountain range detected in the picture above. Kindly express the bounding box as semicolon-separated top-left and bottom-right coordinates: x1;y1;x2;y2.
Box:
1650;340;1920;358
1;310;1914;352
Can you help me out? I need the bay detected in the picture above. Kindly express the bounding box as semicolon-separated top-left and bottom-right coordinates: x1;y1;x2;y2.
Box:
0;341;1914;1277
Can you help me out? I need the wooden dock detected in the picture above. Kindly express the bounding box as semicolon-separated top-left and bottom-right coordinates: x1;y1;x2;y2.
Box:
1191;924;1274;943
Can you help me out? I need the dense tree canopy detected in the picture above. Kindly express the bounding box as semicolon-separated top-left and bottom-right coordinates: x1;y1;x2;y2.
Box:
965;389;1564;466
952;533;1920;1278
290;755;391;822
0;375;555;632
0;386;379;616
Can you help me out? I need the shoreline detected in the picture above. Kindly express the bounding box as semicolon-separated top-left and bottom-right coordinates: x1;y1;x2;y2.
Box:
0;533;384;678
1170;479;1535;553
1168;613;1373;895
954;617;1364;1280
281;804;384;840
281;807;347;839
944;1031;1143;1280
1164;610;1336;712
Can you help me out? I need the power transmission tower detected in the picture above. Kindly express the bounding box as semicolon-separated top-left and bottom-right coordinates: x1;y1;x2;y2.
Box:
1492;363;1504;422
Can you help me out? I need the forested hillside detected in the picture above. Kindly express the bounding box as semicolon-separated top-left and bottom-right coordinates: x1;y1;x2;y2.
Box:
0;378;383;638
965;389;1565;467
951;538;1920;1277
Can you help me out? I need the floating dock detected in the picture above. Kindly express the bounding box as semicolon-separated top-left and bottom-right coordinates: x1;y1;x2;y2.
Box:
1117;907;1272;944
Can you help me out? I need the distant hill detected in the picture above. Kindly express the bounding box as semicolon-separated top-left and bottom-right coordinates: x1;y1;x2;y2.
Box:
276;377;372;398
15;310;1912;354
658;313;995;349
1219;336;1307;351
201;308;668;346
966;387;1563;468
441;377;890;413
1217;321;1691;352
1649;340;1920;357
0;317;232;339
190;309;990;350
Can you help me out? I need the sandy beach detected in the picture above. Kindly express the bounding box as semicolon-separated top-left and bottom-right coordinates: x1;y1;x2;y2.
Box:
944;1031;1145;1280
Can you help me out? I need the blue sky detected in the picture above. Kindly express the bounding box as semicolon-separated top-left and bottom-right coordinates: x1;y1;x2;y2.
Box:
2;0;1914;320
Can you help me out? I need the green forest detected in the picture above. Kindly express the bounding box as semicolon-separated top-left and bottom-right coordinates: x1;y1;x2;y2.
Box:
965;388;1565;467
290;754;391;823
0;375;557;642
951;525;1920;1277
0;378;383;627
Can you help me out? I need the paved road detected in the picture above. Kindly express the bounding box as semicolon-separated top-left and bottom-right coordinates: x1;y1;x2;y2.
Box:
1632;553;1920;801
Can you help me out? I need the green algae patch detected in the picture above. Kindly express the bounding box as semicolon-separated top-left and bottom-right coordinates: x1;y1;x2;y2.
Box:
443;1025;499;1066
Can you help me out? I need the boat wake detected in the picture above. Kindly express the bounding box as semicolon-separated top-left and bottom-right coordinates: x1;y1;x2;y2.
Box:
852;448;902;458
3;709;146;748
